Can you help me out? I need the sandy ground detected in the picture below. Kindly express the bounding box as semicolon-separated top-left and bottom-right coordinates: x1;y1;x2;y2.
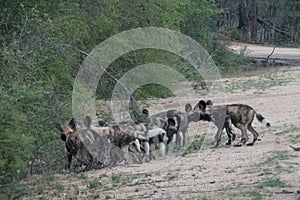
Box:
21;44;300;200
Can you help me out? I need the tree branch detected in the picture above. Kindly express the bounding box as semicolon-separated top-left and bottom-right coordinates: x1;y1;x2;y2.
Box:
262;45;276;67
19;12;28;41
256;17;291;38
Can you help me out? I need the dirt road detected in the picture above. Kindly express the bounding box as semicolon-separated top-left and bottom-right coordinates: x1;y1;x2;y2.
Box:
21;43;300;200
229;42;300;60
22;65;300;200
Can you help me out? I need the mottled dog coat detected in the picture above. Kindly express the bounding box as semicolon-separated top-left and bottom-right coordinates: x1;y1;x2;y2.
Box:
195;100;271;147
55;118;94;170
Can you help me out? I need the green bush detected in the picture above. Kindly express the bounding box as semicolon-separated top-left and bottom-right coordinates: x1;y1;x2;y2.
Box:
0;1;249;198
182;135;205;156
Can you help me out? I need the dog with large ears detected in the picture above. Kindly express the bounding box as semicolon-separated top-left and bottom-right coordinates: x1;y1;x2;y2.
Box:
196;100;271;147
55;118;93;170
195;100;236;145
161;103;208;152
83;115;139;152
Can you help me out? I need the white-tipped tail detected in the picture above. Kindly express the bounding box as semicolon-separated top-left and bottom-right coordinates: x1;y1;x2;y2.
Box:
262;119;271;127
257;114;271;127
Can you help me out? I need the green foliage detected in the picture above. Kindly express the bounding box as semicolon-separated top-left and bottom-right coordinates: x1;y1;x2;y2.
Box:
111;174;121;187
88;179;102;189
245;191;262;200
134;84;175;100
182;135;205;156
111;174;121;184
166;171;178;180
180;0;222;49
265;151;294;163
276;124;300;135
52;183;64;193
259;178;287;188
0;0;247;198
0;87;34;197
211;44;248;75
252;151;298;175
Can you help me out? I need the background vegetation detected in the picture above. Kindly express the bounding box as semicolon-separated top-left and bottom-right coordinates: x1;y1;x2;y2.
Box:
1;0;299;198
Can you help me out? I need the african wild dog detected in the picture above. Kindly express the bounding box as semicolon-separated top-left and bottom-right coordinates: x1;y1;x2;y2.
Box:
56;117;143;170
92;111;166;159
196;100;236;145
129;108;168;158
150;103;207;152
164;103;199;151
172;103;216;148
196;100;271;147
163;118;177;145
84;116;138;152
149;109;180;152
55;118;94;170
137;127;167;159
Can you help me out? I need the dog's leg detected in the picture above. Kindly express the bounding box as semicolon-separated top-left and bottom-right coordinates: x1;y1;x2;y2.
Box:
226;129;236;145
66;153;72;170
224;119;234;145
150;141;156;160
121;145;129;152
144;141;150;155
234;126;248;147
175;132;181;152
143;141;150;162
212;127;223;148
225;132;232;145
232;132;236;141
182;130;186;147
223;116;231;145
165;134;173;155
246;124;259;146
165;142;170;154
134;139;142;152
158;134;165;156
159;142;165;156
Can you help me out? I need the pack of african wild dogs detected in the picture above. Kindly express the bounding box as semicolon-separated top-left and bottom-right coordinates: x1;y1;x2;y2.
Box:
55;100;272;172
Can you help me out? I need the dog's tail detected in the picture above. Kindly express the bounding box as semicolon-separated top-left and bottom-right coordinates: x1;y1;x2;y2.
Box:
256;113;271;127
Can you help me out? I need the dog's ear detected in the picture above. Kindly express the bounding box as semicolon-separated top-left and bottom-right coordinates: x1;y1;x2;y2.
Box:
185;103;192;113
167;110;175;118
98;120;107;127
142;109;149;116
55;123;64;132
112;125;121;132
69;118;77;131
84;116;92;128
167;118;176;126
54;123;67;141
60;134;67;141
198;100;207;111
206;100;213;106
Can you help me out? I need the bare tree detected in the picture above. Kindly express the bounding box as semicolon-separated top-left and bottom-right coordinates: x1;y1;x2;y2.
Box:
250;0;258;42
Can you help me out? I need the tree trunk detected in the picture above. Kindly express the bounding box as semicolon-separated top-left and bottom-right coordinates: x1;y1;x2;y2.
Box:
250;0;258;42
271;21;275;44
237;0;249;40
